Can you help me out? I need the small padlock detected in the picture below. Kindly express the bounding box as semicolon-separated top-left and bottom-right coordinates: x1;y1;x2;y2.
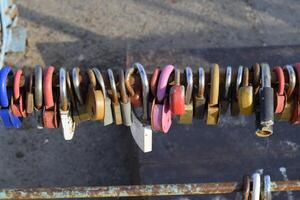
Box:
179;67;193;124
125;68;141;107
238;67;253;116
169;68;184;115
231;66;243;116
276;65;296;121
257;63;274;136
207;64;220;125
34;65;44;129
193;67;206;119
25;70;34;114
150;68;160;100
273;66;286;114
118;69;132;126
219;66;231;115
93;68;113;126
59;68;76;140
108;69;122;125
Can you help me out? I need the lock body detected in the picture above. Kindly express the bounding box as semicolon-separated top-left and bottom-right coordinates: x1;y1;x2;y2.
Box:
169;85;185;115
193;95;206;119
259;85;274;126
121;101;132;126
179;103;193;124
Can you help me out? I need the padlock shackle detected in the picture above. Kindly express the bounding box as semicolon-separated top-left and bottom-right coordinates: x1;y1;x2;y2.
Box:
107;69;118;104
150;68;160;97
44;66;55;109
197;67;205;98
59;68;68;111
273;66;285;95
236;66;243;98
125;68;136;97
13;69;22;100
184;66;193;104
87;69;97;89
242;67;249;87
0;66;13;107
224;66;232;99
92;68;107;99
118;69;128;104
174;68;180;86
209;64;219;105
34;65;43;109
72;67;84;104
283;65;296;97
156;64;174;102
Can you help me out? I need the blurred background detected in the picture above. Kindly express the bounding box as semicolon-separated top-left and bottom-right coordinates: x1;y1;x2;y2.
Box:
1;0;300;199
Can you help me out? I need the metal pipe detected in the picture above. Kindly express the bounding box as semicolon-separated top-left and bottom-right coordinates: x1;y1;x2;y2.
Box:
1;180;300;199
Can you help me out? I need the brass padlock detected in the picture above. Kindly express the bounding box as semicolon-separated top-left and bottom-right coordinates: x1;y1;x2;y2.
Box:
220;66;231;115
93;68;113;126
119;69;132;126
238;67;253;116
231;66;243;116
72;67;91;121
193;67;206;119
108;69;122;125
179;67;193;124
207;64;220;125
276;65;296;121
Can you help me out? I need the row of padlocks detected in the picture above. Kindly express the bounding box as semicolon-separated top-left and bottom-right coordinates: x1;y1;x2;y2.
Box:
0;63;297;152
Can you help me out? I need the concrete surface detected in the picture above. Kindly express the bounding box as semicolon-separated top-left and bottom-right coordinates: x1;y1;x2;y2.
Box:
1;0;300;199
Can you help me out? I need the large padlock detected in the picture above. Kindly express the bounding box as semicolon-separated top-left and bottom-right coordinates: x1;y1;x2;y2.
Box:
291;63;300;124
151;64;173;133
276;65;295;121
119;69;132;126
231;66;243;116
206;64;220;125
273;66;286;114
257;63;273;137
108;69;123;125
34;65;44;129
238;67;253;116
59;68;76;140
219;66;231;115
178;67;193;124
193;67;206;119
169;68;184;115
43;66;59;128
93;68;113;126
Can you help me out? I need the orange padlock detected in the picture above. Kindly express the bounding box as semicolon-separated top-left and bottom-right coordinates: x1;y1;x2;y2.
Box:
169;68;185;115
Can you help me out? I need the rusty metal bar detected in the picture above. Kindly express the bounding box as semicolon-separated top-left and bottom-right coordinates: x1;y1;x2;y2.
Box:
0;180;300;199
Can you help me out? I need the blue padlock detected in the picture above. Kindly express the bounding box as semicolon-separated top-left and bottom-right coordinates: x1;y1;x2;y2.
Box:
0;66;22;128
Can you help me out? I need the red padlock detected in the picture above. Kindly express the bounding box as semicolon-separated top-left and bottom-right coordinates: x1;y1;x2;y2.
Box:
273;66;286;113
169;68;184;115
291;63;300;124
11;69;26;117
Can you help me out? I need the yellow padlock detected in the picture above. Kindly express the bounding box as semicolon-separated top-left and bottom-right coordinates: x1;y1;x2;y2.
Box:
206;64;220;125
238;67;253;116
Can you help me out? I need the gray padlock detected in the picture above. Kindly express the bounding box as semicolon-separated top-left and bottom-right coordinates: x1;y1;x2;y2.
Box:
193;67;206;119
118;69;132;126
93;68;113;126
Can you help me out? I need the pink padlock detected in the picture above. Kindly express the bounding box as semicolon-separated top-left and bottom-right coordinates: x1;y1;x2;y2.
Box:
151;65;174;133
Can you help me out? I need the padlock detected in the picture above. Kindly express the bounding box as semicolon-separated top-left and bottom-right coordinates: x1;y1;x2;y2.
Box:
86;69;105;121
207;64;220;125
25;70;34;114
151;64;174;133
219;66;231;115
273;66;286;114
179;67;193;124
252;173;261;200
242;175;250;200
93;68;113;126
43;66;59;128
231;66;243;116
125;68;141;107
34;65;44;129
252;63;261;96
150;68;160;99
0;66;22;128
66;70;80;125
10;69;26;118
108;69;122;125
169;68;184;115
257;63;274;137
72;67;90;121
238;67;253;116
262;175;271;200
291;63;300;124
118;69;132;126
276;65;295;121
194;67;206;118
59;67;76;140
